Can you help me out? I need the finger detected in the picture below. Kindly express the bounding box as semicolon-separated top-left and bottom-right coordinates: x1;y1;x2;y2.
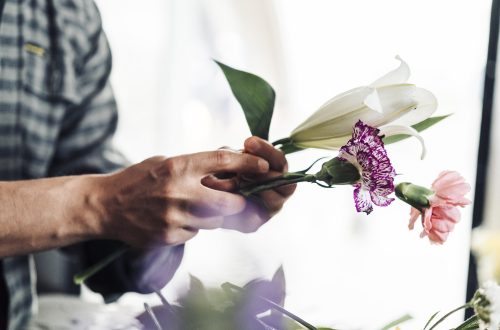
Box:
201;175;238;192
159;228;198;246
244;136;287;171
254;189;286;218
272;182;297;198
218;146;241;153
189;186;247;217
194;150;269;175
184;215;224;230
221;201;269;233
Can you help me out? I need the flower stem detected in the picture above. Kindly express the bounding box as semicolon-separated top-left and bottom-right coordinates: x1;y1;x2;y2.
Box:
428;304;470;330
73;245;128;285
239;173;316;196
271;137;291;146
144;302;164;330
271;137;304;154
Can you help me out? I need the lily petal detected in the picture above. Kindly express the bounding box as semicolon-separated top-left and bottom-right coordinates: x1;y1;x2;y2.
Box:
293;135;351;149
370;55;411;87
367;84;417;119
291;87;372;135
389;87;438;127
380;124;427;159
293;84;418;142
364;88;383;113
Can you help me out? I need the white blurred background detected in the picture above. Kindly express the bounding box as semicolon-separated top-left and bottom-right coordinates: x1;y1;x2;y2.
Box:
92;0;490;328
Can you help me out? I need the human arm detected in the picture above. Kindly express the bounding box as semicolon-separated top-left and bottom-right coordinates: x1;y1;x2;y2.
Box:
0;150;270;258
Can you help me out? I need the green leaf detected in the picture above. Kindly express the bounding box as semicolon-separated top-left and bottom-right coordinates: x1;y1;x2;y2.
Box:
378;314;413;330
73;246;128;285
383;114;451;145
423;311;440;330
216;60;275;140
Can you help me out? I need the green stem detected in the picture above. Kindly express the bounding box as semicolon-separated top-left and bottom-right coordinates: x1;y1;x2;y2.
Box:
271;137;304;154
239;173;316;196
73;246;129;285
222;282;318;330
271;137;291;146
428;304;470;330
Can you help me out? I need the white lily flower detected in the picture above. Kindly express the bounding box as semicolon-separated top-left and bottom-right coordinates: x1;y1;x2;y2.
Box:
288;56;437;159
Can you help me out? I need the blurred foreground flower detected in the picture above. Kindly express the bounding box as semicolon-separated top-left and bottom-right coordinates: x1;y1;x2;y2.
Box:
137;267;412;330
472;228;500;284
470;281;500;330
395;171;471;244
136;267;321;330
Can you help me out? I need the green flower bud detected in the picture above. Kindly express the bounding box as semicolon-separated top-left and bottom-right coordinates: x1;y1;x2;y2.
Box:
395;182;433;210
315;157;360;186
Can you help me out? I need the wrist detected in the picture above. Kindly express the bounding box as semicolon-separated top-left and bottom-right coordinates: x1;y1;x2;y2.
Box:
64;174;111;240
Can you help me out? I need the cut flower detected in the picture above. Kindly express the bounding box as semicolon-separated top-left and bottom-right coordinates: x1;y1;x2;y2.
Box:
338;120;396;214
288;56;437;159
397;171;471;244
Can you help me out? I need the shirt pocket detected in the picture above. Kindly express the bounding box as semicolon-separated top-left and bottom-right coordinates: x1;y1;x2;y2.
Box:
22;41;81;106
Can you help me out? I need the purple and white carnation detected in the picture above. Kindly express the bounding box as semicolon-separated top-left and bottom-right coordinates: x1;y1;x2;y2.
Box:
338;120;396;214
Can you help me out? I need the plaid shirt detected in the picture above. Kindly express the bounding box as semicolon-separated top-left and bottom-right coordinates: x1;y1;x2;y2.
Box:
0;0;129;328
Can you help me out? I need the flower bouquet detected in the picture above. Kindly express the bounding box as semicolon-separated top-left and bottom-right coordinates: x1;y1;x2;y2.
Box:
73;57;484;329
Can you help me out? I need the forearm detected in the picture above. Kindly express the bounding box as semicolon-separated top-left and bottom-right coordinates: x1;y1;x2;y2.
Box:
0;175;106;257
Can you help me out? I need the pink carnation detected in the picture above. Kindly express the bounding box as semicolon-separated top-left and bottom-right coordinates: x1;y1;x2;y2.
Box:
408;171;471;244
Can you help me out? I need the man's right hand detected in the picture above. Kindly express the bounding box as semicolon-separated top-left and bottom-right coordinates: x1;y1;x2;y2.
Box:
96;150;270;248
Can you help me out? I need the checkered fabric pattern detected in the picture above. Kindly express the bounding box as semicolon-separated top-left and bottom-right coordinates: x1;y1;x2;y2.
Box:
0;0;127;328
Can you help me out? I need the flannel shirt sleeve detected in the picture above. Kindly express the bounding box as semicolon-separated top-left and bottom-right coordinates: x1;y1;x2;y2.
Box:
47;0;183;300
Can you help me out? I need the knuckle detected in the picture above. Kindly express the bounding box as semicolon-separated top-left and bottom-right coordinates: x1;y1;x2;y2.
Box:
163;158;177;174
164;208;184;227
215;150;232;167
162;207;177;224
163;157;186;176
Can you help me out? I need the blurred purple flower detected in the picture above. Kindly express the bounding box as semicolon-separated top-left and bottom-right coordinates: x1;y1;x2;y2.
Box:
339;120;396;214
136;267;288;330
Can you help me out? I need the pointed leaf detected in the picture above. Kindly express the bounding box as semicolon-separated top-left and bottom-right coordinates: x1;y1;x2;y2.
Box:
383;114;451;145
423;311;440;330
216;61;275;140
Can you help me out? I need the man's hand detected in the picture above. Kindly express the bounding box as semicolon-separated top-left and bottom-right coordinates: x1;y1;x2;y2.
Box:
203;136;296;233
97;150;271;248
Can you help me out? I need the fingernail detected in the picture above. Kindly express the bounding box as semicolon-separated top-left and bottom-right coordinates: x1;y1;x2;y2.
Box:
258;159;269;172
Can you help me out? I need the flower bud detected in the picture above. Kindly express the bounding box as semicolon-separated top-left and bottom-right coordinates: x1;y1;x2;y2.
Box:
315;157;360;186
395;182;433;210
